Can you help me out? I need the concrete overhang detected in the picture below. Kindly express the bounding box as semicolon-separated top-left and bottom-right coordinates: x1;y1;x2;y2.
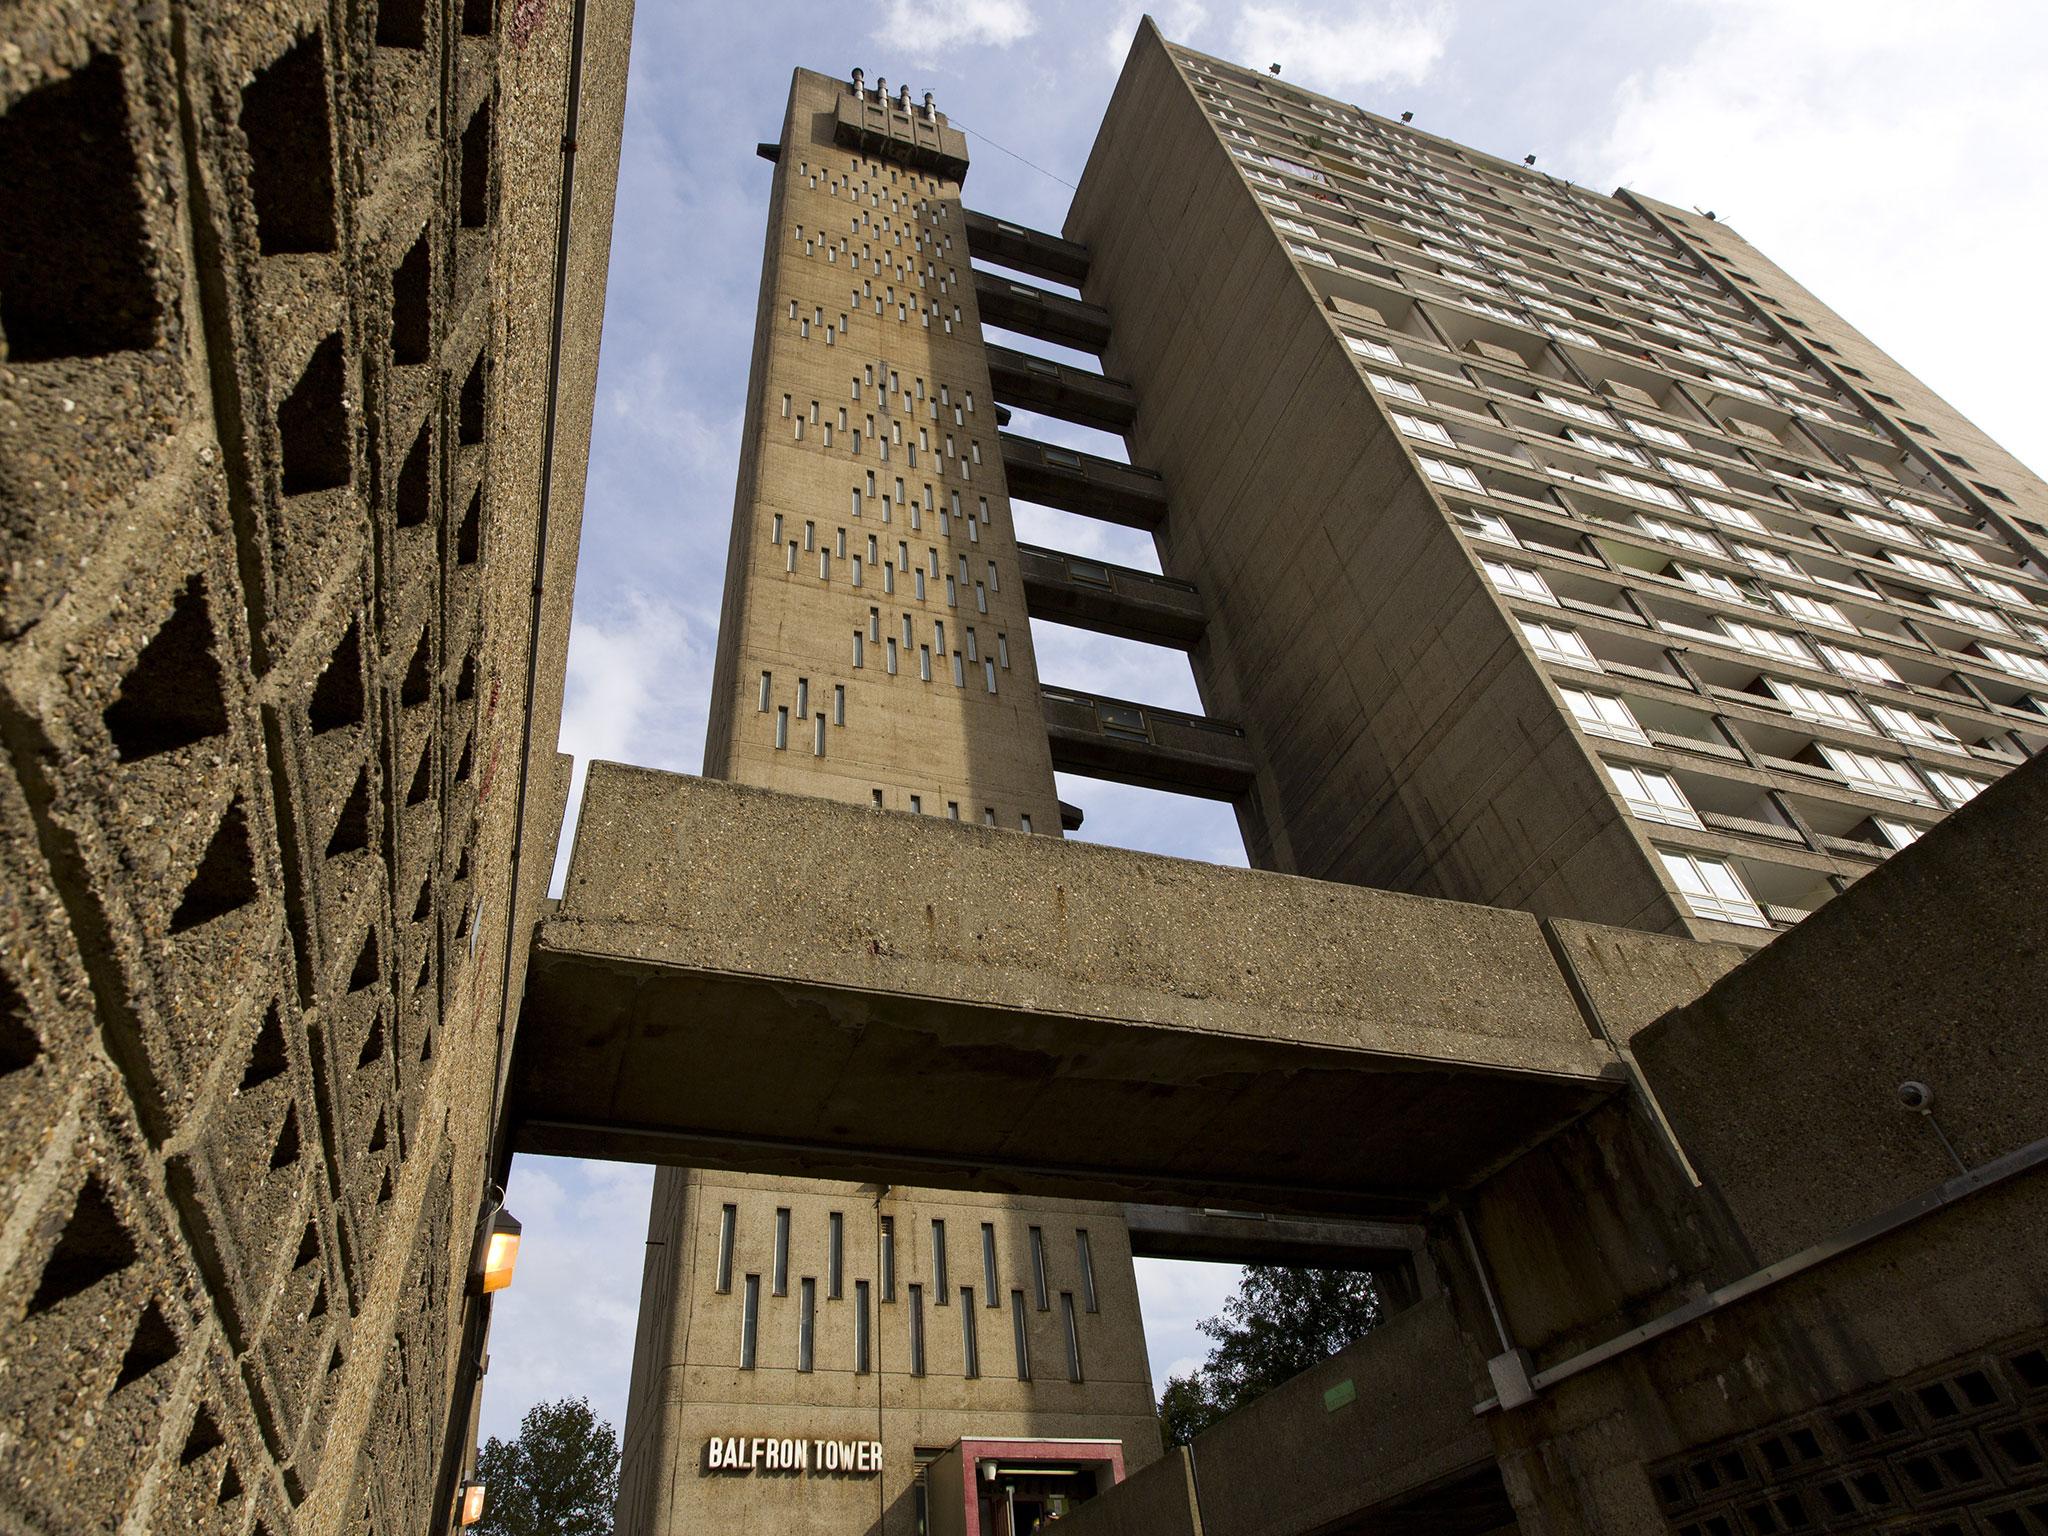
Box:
508;767;1637;1217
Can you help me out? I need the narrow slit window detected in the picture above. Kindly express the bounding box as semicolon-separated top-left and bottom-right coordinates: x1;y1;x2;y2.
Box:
740;1274;760;1369
880;1216;895;1301
799;1277;816;1372
813;713;826;755
932;1219;949;1304
772;1207;791;1295
961;1288;980;1377
834;685;846;726
982;1223;999;1303
774;706;789;749
829;1212;844;1298
758;671;772;712
909;1284;926;1376
1061;1292;1083;1382
1011;1290;1031;1380
1029;1226;1048;1310
855;1279;872;1372
716;1204;737;1293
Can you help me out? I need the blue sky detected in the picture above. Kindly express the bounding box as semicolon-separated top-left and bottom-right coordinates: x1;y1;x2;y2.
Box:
483;0;2048;1446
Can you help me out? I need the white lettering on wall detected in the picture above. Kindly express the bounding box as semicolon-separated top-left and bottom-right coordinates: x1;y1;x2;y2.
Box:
704;1435;883;1476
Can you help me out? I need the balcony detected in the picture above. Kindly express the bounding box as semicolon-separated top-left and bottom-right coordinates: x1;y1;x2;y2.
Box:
1000;433;1168;530
973;269;1112;352
1018;544;1204;648
1040;686;1254;799
984;343;1136;433
964;208;1090;286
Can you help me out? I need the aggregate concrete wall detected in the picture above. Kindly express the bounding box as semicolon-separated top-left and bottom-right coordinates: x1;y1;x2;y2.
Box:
1048;1447;1202;1536
0;1;628;1530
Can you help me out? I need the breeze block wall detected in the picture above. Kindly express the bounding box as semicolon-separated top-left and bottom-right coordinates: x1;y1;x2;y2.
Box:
0;1;628;1531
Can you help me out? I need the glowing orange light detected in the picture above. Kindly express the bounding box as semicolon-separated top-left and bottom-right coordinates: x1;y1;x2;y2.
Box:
479;1210;522;1294
459;1481;487;1526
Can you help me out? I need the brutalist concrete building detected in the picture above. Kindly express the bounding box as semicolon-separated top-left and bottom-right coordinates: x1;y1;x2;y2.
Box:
7;9;2048;1536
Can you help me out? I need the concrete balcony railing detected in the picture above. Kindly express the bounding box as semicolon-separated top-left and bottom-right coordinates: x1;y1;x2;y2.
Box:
984;343;1136;433
1000;432;1168;529
1017;543;1204;648
1039;685;1254;798
973;268;1112;351
963;208;1091;285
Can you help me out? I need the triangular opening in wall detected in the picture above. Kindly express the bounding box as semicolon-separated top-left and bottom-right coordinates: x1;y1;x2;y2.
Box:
455;485;480;565
405;743;431;806
181;1404;223;1464
306;1278;327;1323
347;929;379;993
103;575;231;762
400;626;432;708
170;796;259;934
413;954;430;995
410;880;431;924
1;970;40;1077
455;653;476;702
216;1461;242;1506
307;622;365;735
452;731;473;785
367;1108;387;1155
418;1026;433;1063
114;1298;179;1389
376;1167;393;1205
268;1101;301;1171
395;418;431;530
357;1015;385;1069
293;1221;319;1271
325;766;371;857
29;1177;136;1315
239;1004;289;1091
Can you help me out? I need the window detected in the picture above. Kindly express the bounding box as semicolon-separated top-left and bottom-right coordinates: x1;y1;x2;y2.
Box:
1931;596;2010;634
740;1274;761;1369
758;671;772;711
880;1215;895;1300
1819;644;1900;685
1818;744;1933;804
1570;429;1647;467
1626;417;1687;449
1888;551;1963;588
1980;645;2048;685
1658;849;1767;927
1421;456;1483;493
1346;334;1398;364
1868;701;1963;752
799;1277;816;1373
1604;761;1701;828
1560;686;1647;743
774;706;789;749
981;1223;999;1304
1924;766;1988;807
960;1287;980;1377
1521;619;1598;668
715;1204;737;1293
1394;412;1453;446
1369;371;1424;404
1766;677;1867;731
1967;571;2032;608
1456;507;1518;545
1692;496;1765;532
1602;472;1685;511
1076;1230;1098;1313
1481;556;1556;605
931;1219;949;1304
1772;589;1854;631
1029;1226;1049;1310
1875;817;1924;849
1641;517;1722;557
772;1207;790;1296
1061;1293;1084;1383
1731;541;1799;579
855;1279;871;1373
1011;1291;1031;1380
908;1284;926;1376
1538;391;1612;427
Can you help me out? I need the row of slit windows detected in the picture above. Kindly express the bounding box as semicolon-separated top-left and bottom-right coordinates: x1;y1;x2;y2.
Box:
871;785;1031;832
785;392;981;463
769;512;999;599
719;1205;1093;1380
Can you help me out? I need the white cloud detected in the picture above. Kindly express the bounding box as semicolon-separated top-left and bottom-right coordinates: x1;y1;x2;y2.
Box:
876;0;1038;60
1581;0;2048;478
479;1158;656;1445
1101;0;1209;72
1228;3;1449;96
1134;1258;1243;1397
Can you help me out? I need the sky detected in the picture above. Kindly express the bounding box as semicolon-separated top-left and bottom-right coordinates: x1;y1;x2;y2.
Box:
481;0;2048;1448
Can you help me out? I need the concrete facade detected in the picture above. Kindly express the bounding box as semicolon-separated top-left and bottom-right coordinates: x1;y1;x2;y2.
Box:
0;0;629;1531
1068;23;2048;946
617;69;1160;1536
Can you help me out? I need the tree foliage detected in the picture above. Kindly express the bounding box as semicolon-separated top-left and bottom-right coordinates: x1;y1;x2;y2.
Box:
474;1396;620;1536
1159;1266;1383;1445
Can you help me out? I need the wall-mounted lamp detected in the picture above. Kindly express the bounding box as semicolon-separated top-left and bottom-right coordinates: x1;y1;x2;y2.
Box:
468;1194;523;1295
458;1480;488;1526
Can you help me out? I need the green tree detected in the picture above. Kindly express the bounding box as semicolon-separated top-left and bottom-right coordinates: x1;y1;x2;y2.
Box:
474;1396;619;1536
1159;1267;1383;1446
